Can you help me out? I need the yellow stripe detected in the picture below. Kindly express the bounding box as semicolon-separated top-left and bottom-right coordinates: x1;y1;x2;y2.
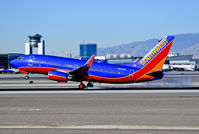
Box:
135;56;167;81
141;40;173;67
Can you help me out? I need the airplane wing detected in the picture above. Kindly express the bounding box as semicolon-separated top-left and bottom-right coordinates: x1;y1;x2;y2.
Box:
68;55;96;81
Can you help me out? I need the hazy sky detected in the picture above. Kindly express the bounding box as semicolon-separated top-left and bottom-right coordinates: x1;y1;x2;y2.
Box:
1;0;199;56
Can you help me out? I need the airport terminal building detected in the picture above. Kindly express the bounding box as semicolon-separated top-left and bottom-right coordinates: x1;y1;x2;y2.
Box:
80;43;97;60
163;54;198;71
0;53;23;69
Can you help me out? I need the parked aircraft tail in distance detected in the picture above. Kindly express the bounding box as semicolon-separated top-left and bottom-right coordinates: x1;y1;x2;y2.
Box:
0;66;14;73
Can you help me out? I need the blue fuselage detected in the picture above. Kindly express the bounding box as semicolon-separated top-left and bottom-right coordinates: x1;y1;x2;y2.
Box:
10;54;142;83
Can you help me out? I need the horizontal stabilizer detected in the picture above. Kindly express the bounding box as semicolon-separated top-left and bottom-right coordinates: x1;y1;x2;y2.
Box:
146;71;164;79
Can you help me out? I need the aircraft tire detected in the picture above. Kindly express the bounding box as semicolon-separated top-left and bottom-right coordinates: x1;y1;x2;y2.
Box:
87;82;93;87
79;83;86;89
29;81;33;84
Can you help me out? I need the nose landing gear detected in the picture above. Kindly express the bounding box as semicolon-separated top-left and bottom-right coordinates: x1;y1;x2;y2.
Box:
25;76;29;80
24;73;33;84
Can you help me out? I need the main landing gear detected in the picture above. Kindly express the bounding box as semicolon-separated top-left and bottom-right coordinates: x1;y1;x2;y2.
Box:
87;82;93;87
79;82;94;89
79;82;86;89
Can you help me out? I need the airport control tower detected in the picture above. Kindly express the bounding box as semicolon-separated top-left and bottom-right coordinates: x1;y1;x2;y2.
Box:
25;34;45;55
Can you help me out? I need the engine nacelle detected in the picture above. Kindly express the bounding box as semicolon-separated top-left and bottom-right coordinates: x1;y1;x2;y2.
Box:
48;70;68;82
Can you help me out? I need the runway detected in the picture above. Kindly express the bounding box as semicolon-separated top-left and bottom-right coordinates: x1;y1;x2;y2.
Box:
0;72;199;89
0;90;199;134
0;73;199;133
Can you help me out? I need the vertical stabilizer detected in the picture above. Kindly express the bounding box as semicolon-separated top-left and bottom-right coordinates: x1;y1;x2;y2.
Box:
139;36;174;72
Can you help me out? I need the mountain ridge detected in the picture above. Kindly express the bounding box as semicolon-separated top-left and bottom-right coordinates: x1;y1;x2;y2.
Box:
97;33;199;57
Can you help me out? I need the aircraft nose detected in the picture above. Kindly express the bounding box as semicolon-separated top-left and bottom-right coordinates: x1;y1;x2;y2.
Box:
10;59;17;67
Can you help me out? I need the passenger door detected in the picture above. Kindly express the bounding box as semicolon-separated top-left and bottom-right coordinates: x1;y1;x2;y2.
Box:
129;70;134;80
28;55;35;66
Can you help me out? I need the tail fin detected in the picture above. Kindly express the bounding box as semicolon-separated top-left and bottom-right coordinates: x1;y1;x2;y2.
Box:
122;58;140;67
139;35;174;72
134;58;140;62
0;66;5;70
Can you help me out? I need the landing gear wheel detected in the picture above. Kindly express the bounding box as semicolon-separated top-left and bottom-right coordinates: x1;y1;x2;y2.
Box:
25;76;29;80
79;83;86;89
29;81;33;84
87;82;93;87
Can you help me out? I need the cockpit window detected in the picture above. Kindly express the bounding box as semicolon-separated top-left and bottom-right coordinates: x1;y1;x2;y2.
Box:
18;57;23;60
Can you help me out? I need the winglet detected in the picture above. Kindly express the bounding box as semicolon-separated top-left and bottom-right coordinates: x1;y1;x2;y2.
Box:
83;55;96;69
68;55;96;81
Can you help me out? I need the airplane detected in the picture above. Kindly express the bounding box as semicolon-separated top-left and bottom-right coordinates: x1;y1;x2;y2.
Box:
10;35;174;89
0;66;14;74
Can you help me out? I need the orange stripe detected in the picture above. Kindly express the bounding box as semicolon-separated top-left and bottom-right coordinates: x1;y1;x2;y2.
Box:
135;56;167;81
151;56;168;72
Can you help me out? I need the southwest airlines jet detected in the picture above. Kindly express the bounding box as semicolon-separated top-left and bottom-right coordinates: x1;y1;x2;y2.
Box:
10;36;174;89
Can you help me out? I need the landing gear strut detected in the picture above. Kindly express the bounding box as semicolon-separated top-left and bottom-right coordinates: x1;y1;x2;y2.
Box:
79;82;86;89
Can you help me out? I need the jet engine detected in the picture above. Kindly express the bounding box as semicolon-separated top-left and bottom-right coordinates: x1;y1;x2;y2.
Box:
48;70;68;82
